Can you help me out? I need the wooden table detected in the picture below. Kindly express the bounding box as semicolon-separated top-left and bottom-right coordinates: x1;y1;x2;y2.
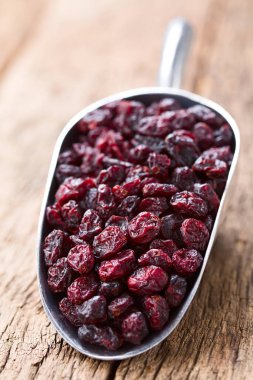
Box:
0;0;252;379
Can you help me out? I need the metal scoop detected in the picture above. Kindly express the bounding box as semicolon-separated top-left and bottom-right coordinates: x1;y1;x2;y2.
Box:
37;18;240;361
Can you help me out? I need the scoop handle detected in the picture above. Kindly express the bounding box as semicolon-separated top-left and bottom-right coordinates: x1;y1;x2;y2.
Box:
157;18;193;88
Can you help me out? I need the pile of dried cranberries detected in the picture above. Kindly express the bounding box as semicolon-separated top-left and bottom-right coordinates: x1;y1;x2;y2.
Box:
43;98;234;350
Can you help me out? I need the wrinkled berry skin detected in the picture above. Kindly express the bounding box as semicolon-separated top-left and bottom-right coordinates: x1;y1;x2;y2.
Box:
142;295;169;330
59;297;82;326
93;226;127;260
180;218;210;251
150;239;178;256
67;274;98;304
121;311;149;345
98;249;136;281
138;249;172;272
79;209;103;240
128;212;161;244
108;293;134;318
128;265;168;295
165;275;187;308
161;214;185;242
77;295;107;324
47;258;72;293
44;229;71;267
98;281;123;299
67;243;94;274
172;249;203;276
170;191;208;218
78;324;122;350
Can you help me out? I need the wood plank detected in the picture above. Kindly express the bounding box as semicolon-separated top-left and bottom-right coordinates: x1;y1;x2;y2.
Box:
0;0;252;379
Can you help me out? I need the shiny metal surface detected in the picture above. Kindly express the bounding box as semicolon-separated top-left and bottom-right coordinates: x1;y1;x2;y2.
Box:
37;20;240;361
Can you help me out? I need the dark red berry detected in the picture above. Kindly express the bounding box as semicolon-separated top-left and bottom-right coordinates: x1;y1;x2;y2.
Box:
95;184;115;219
105;215;128;232
172;249;203;276
193;157;227;178
128;265;168;295
108;293;134;319
193;183;220;214
187;104;220;126
79;209;103;240
77;295;107;324
77;108;112;131
170;191;208;218
138;196;168;216
137;115;171;137
55;177;96;206
78;324;122;351
129;144;151;164
128;212;161;244
56;164;81;183
201;146;232;163
61;200;82;234
150;239;178;256
98;281;123;299
165;274;187;307
116;195;140;218
147;152;171;179
43;229;71;266
204;214;214;232
166;130;200;167
214;123;233;146
193;122;214;150
47;257;72;293
59;297;82;326
142;295;169;330
162;109;195;130
67;243;94;274
161;214;185;241
93;226;127;260
67;273;98;304
142;183;178;198
138;249;172;272
98;249;135;281
121;311;149;344
97;165;126;186
172;167;198;191
180;218;210;251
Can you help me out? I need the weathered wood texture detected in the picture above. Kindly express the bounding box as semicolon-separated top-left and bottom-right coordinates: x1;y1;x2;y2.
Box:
0;0;252;379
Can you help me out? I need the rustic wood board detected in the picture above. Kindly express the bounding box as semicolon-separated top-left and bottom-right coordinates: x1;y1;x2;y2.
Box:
0;0;252;379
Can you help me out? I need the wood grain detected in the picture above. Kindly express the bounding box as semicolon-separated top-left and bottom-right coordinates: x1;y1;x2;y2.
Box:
0;0;252;379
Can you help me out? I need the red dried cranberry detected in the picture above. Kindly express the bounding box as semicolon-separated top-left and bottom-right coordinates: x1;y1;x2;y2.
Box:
128;212;161;244
165;274;187;307
98;281;123;299
187;104;220;126
67;273;98;304
137;115;171;137
161;214;184;241
78;324;122;351
193;157;227;178
138;249;172;272
128;265;168;295
43;229;71;266
162;109;195;130
147;153;171;179
140;176;159;188
121;311;149;344
170;191;208;218
56;164;81;183
133;134;166;153
98;249;135;281
61;200;82;234
67;243;94;274
204;214;213;232
95;184;115;219
55;177;96;205
138;197;168;216
77;295;107;324
193;122;214;150
142;183;178;198
214;123;233;146
116;195;140;218
193;183;220;214
93;226;127;260
105;215;128;232
58;149;79;165
108;293;134;319
172;167;198;191
172;249;203;276
201;146;232;162
80;146;104;175
77;108;112;131
126;165;151;181
147;98;181;115
97;165;126;186
47;257;72;293
165;130;200;166
142;295;169;330
46;204;64;229
79;209;103;240
59;297;82;326
129;144;151;164
180;218;210;251
150;239;178;256
112;178;141;200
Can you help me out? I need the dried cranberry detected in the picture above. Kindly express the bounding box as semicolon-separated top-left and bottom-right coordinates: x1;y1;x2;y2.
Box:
201;146;232;163
214;123;233;146
80;146;104;174
128;265;168;295
204;214;214;232
98;281;123;299
55;177;96;206
67;273;98;304
61;200;82;234
128;212;161;244
165;130;200;166
137;115;171;137
138;249;172;272
187;104;220;126
105;215;128;232
147;152;171;179
161;214;185;241
147;98;180;115
95;184;115;219
98;249;135;281
112;178;141;201
81;187;98;210
108;293;134;319
77;295;107;324
133;134;166;153
165;274;187;307
170;191;208;218
129;144;151;164
162;109;195;130
142;183;178;198
59;297;82;326
78;324;122;350
58;149;79;165
116;195;140;218
142;295;169;330
172;249;203;276
93;226;127;260
46;204;64;229
78;108;112;130
47;257;72;293
180;218;210;251
150;239;178;256
172;167;198;191
126;165;151;181
79;209;103;240
193;183;220;214
193;122;214;150
56;164;81;183
193;157;227;178
43;229;71;267
97;165;126;186
121;311;149;345
138;197;168;216
67;243;94;274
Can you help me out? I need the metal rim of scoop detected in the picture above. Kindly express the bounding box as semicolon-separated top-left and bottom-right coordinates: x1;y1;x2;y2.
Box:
37;19;240;361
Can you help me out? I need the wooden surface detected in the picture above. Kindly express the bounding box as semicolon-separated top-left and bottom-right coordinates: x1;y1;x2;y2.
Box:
0;0;252;379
